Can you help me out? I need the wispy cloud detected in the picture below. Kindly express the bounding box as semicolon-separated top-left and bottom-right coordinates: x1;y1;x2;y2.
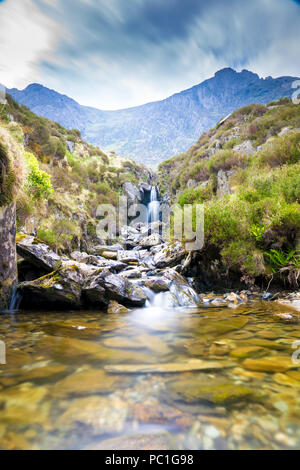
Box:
0;0;299;109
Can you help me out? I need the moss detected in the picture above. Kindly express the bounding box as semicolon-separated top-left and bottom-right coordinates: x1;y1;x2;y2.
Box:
16;232;28;244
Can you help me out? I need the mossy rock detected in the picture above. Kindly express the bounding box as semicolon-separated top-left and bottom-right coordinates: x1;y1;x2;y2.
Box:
169;378;261;405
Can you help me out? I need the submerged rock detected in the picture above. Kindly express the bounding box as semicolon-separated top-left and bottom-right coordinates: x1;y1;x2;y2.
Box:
51;369;120;397
58;396;128;434
104;359;233;374
107;300;130;314
242;356;296;373
169;379;260;405
87;431;177;450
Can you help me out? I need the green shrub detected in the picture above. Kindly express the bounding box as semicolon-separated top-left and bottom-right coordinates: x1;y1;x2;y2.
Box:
24;152;53;200
257;131;300;168
178;183;213;206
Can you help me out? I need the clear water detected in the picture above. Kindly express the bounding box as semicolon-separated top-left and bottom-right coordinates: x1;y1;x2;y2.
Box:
0;300;300;450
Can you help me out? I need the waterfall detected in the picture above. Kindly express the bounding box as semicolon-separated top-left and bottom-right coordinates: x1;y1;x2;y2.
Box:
148;186;160;223
8;285;21;312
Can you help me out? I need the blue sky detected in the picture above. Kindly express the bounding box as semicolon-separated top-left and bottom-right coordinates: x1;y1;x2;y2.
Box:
0;0;299;109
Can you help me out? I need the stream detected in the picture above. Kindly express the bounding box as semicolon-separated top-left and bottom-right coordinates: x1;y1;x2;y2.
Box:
1;299;300;450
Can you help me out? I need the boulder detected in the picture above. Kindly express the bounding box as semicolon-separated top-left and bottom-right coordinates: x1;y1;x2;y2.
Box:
70;251;101;266
90;244;123;255
18;267;83;309
163;270;201;306
84;270;146;307
118;250;148;264
101;250;118;260
144;278;169;293
139;232;162;248
153;242;186;268
17;236;61;272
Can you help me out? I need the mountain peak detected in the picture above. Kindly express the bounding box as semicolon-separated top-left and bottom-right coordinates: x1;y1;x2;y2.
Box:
214;67;236;77
8;69;298;165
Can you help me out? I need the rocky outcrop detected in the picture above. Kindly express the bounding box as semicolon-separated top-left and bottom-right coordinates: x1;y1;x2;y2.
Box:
0;138;20;310
122;182;143;204
0;203;17;310
217;169;235;197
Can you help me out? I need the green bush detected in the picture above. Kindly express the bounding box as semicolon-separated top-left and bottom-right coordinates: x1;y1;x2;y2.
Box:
257;131;300;168
24;152;53;200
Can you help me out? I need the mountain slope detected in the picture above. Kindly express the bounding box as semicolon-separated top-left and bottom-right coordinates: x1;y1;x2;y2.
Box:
158;98;300;286
0;94;149;253
9;68;299;165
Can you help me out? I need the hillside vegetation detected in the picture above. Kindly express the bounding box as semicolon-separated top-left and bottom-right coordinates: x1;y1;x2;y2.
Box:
159;98;300;287
0;95;149;252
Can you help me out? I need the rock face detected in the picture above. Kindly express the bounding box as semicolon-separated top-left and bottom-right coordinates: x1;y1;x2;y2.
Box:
122;182;142;204
0;203;17;310
217;169;235;197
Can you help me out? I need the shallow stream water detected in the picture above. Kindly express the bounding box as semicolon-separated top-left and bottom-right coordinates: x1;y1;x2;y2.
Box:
0;300;300;450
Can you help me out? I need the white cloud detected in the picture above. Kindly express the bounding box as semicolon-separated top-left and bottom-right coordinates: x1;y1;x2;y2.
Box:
0;0;299;109
0;0;63;89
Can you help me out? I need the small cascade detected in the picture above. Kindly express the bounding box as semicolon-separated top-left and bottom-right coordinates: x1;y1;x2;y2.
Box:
8;285;22;312
148;186;160;223
141;272;201;310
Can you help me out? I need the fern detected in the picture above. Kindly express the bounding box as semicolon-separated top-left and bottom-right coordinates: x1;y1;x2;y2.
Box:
264;249;300;273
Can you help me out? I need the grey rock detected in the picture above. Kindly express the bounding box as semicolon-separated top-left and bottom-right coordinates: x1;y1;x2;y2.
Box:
18;266;83;309
66;140;75;153
233;139;255;155
153;242;186;268
122;182;143;204
17;236;61;272
84;271;146;307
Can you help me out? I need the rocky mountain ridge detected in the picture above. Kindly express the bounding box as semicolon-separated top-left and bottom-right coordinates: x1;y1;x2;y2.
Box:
9;68;299;165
